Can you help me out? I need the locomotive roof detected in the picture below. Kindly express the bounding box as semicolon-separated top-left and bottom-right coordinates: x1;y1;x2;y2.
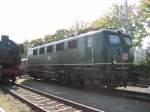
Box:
29;29;129;50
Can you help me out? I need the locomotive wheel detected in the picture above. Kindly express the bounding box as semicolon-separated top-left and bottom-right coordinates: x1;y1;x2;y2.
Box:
83;78;94;88
110;80;117;89
31;75;37;80
106;80;113;89
59;75;69;85
33;76;37;80
71;79;83;87
106;80;118;89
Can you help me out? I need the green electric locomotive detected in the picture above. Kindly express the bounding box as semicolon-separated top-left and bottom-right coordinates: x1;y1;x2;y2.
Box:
27;29;135;88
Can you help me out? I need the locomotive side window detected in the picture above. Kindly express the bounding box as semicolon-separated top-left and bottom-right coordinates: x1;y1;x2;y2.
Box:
109;35;121;45
56;43;64;51
124;37;131;46
68;40;78;49
39;47;45;54
33;49;38;56
47;45;53;53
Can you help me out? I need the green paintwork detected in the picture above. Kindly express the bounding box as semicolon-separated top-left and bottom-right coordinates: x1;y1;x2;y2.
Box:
28;29;133;65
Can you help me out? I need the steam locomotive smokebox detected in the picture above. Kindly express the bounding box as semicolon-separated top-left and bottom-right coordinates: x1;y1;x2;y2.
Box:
1;35;9;41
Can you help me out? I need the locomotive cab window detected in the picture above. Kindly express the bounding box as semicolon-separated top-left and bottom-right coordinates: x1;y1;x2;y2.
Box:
47;45;53;53
68;40;78;49
33;49;38;56
124;37;131;46
56;43;64;51
109;35;121;45
39;47;45;55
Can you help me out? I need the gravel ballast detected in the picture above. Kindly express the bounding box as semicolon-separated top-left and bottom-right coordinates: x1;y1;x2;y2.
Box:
0;88;34;112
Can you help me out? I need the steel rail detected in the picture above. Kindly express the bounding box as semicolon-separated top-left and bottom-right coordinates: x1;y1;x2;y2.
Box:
14;83;104;112
0;85;48;112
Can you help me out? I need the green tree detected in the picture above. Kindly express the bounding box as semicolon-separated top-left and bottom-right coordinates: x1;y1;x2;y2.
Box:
91;4;124;29
138;0;150;32
55;29;70;40
22;40;30;58
91;3;148;46
69;21;90;36
44;34;56;43
29;38;44;47
129;0;150;46
91;15;112;29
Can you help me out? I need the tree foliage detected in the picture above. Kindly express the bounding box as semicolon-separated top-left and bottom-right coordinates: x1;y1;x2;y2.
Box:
44;34;56;43
29;38;44;47
69;21;90;35
55;29;71;40
91;4;124;30
21;40;30;58
91;2;149;47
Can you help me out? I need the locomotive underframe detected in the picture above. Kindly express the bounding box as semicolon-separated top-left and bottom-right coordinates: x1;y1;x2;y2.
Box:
28;63;130;88
0;64;20;82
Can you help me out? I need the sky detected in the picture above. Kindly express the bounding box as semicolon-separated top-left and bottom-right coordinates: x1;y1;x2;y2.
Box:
0;0;140;43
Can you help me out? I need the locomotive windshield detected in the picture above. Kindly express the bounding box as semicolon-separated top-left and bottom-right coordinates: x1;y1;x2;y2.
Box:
109;35;121;45
124;37;131;46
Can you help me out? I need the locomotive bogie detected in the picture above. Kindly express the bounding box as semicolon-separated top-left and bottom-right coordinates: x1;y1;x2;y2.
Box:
28;29;134;88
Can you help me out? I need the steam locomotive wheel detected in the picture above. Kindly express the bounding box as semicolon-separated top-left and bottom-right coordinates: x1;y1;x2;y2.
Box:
11;76;16;83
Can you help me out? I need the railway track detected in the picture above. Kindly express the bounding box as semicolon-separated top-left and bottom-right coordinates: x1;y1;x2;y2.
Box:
19;77;150;102
0;83;104;112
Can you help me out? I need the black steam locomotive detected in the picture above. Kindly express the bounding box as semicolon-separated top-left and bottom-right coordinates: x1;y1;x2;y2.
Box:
0;35;23;82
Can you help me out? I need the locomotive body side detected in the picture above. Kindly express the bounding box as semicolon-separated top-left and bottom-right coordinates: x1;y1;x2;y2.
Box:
28;29;134;88
0;35;21;82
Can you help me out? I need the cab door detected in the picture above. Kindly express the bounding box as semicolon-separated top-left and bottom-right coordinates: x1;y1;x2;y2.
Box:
108;34;122;63
86;36;94;64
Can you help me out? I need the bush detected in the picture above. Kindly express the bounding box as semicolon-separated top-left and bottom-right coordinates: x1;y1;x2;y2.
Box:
133;63;150;78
